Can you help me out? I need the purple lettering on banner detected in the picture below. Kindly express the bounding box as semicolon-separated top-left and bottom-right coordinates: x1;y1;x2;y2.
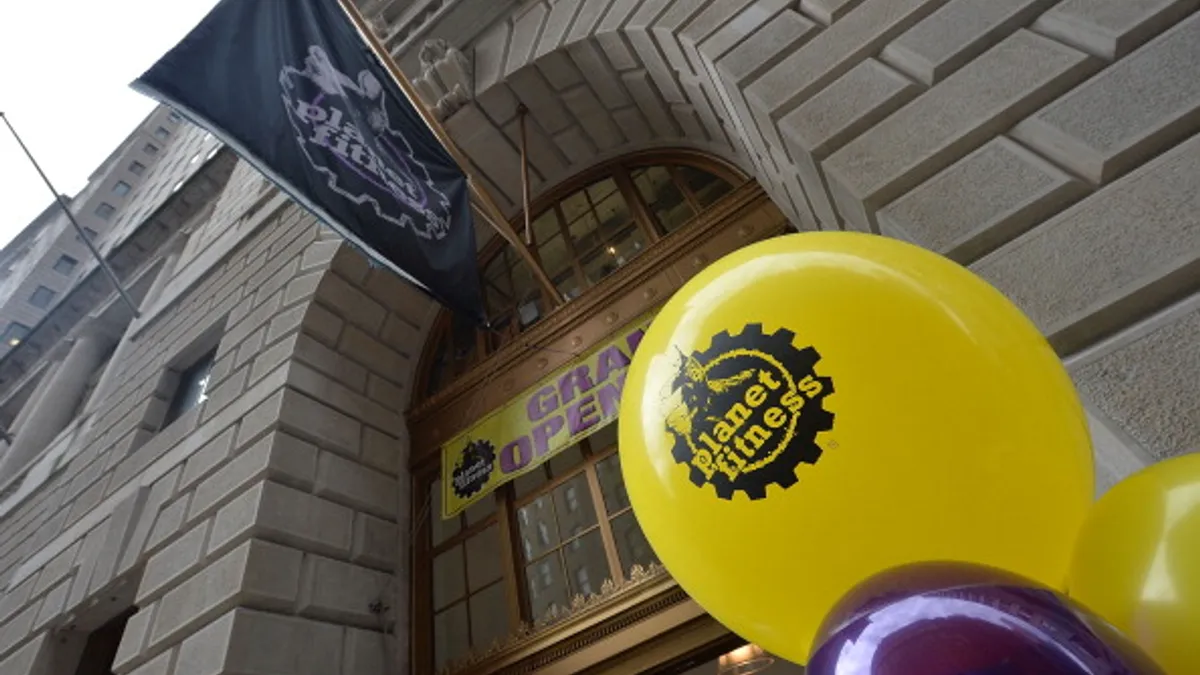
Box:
626;328;645;356
532;417;566;457
527;386;559;422
558;365;596;405
595;345;631;384
500;436;533;473
596;378;624;419
566;394;600;435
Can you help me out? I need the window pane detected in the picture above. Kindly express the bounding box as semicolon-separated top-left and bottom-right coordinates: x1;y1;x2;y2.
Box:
430;480;462;547
517;495;559;560
53;255;78;275
553;473;598;540
596;454;630;514
633;166;694;233
525;553;569;622
432;545;466;610
469;582;511;649
611;511;659;574
547;444;585;478
586;423;617;454
567;211;602;253
29;286;56;309
594;190;630;238
587;178;620;205
465;525;503;591
531;209;561;245
559;190;590;225
677;165;734;207
513;466;550;500
433;602;470;672
537;234;572;279
464;495;494;527
581;226;645;284
164;351;215;426
562;529;609;597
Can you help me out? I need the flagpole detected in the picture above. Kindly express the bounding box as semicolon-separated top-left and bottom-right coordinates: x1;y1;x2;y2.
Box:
0;112;141;318
335;0;563;307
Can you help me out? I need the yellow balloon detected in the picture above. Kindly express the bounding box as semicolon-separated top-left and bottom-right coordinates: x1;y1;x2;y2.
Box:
619;232;1093;664
1068;453;1200;675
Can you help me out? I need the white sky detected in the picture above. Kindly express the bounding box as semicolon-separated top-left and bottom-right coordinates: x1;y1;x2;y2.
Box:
0;0;220;248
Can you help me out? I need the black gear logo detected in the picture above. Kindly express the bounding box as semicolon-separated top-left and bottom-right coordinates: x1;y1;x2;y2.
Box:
664;324;834;500
450;439;496;500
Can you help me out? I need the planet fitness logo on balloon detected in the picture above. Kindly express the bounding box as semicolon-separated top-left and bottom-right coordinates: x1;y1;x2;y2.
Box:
664;324;834;500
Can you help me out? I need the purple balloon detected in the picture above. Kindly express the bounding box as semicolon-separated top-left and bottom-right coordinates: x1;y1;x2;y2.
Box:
807;562;1163;675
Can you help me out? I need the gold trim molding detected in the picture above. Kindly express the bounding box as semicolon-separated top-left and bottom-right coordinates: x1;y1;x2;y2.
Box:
440;563;686;675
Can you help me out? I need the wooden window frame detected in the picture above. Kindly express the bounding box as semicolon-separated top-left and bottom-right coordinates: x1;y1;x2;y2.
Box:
419;428;646;674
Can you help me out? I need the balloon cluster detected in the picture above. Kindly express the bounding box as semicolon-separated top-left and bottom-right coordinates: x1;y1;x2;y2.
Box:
618;233;1197;674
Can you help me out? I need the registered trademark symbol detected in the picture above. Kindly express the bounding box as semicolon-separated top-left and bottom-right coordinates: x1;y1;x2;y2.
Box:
824;439;840;450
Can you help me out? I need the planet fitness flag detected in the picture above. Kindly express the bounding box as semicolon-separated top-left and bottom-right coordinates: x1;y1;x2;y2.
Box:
132;0;486;324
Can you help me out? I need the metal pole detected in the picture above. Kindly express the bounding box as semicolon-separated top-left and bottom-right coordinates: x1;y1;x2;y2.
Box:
0;112;141;318
518;104;533;246
334;0;563;306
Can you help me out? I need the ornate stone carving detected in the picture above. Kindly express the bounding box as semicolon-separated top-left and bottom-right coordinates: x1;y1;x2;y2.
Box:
413;38;473;121
439;562;671;675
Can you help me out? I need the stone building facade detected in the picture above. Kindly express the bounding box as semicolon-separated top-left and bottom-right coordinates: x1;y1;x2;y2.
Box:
0;1;1195;675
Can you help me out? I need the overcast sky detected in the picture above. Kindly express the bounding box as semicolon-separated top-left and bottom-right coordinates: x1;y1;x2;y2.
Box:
0;0;220;249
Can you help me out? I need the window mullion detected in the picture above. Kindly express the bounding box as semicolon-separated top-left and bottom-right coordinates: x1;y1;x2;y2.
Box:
614;166;662;243
668;165;704;213
496;487;528;627
583;463;625;584
554;204;589;293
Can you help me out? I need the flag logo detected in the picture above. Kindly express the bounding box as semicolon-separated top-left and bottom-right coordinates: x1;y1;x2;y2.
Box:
280;45;452;241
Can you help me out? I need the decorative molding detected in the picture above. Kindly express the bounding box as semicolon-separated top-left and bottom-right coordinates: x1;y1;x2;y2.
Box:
440;563;686;675
413;38;474;121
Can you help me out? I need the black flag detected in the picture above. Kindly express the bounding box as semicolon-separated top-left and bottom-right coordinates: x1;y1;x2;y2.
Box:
133;0;487;324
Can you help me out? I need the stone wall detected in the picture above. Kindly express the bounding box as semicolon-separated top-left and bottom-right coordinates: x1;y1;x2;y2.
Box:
0;159;430;675
436;0;1200;492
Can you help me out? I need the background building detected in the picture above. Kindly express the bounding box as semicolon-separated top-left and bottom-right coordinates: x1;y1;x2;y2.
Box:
0;107;186;360
0;1;1195;675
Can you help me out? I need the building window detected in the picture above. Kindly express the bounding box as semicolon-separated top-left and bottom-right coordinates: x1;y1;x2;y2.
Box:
53;254;78;275
29;286;56;309
112;181;132;197
155;126;171;140
144;143;159;155
168;111;183;123
163;348;216;427
129;161;146;176
77;227;98;242
423;424;652;672
419;155;741;398
94;203;116;220
2;323;30;347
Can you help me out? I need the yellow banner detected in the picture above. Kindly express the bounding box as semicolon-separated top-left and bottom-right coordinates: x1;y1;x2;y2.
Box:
441;312;657;518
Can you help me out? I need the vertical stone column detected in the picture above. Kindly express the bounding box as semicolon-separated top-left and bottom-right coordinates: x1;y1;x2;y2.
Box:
0;333;109;480
3;357;66;446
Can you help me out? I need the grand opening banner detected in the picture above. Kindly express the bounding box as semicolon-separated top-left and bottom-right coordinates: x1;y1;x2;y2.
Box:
440;312;655;518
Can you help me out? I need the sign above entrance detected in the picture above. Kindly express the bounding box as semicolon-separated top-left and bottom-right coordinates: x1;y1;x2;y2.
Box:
440;312;656;518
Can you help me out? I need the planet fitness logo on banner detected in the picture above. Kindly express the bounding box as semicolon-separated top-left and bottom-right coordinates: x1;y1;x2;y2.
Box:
664;324;835;500
280;45;453;241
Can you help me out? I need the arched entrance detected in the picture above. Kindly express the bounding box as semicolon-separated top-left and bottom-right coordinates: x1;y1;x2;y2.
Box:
406;149;790;675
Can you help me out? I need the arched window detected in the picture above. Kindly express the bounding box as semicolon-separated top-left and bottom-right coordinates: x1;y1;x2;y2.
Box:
419;153;744;399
